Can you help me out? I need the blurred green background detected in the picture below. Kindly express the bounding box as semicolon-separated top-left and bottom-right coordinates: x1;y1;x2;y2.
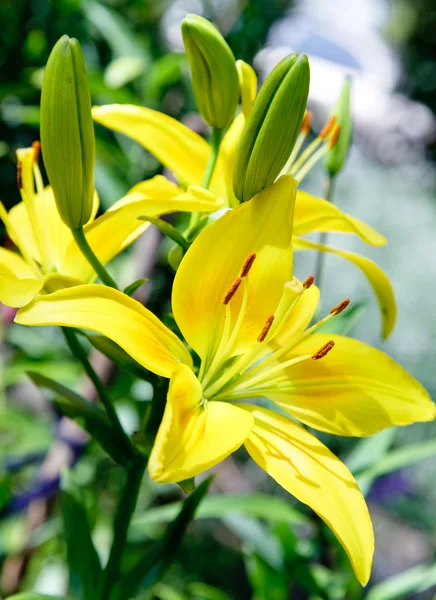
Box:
1;0;436;598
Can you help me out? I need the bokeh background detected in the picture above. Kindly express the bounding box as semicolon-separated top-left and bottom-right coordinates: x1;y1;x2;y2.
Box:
1;0;436;598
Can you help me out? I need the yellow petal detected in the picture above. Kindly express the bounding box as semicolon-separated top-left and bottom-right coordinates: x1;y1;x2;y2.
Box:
149;364;253;482
236;60;257;118
8;186;98;273
293;237;396;338
219;113;245;207
62;185;223;282
0;259;42;308
243;405;374;586
92;104;226;196
272;282;320;348
173;175;296;360
268;333;436;436
15;284;192;377
294;191;387;246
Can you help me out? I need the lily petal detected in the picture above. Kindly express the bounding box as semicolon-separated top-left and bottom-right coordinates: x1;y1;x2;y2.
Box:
236;60;257;118
294;191;387;246
0;259;42;308
62;185;223;282
15;284;192;377
243;405;374;586
268;333;436;436
272;283;320;348
219;113;245;207
149;364;253;483
92;104;226;196
293;237;396;338
173;175;296;360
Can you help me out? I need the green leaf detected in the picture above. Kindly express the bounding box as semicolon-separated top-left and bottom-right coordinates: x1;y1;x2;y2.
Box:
356;438;436;495
345;428;396;474
104;56;147;89
366;563;436;600
60;469;102;600
129;494;311;542
188;582;232;600
316;301;367;336
80;333;150;380
138;216;189;250
27;371;131;466
116;476;213;597
123;278;148;297
5;595;65;600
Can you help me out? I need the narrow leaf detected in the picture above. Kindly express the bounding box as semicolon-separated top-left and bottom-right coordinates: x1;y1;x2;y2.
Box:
123;278;148;297
27;371;131;466
60;469;102;600
366;562;436;600
138;216;189;250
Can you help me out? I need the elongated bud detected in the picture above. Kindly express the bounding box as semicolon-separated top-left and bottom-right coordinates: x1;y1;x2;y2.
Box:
233;53;310;202
40;35;95;229
181;14;239;130
325;78;352;177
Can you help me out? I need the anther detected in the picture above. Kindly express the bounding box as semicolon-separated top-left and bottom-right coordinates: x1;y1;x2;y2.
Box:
17;161;23;189
312;340;335;360
240;252;256;277
257;315;274;342
329;124;341;149
32;141;41;163
303;275;315;289
320;115;337;139
222;277;242;304
300;111;313;136
330;298;350;315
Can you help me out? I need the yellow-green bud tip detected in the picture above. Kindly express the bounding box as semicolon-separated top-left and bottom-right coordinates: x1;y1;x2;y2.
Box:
181;14;239;130
40;35;95;230
325;77;352;177
233;53;310;202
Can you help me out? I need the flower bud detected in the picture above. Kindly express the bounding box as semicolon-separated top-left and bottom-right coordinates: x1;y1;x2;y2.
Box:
325;77;352;177
233;53;310;203
40;35;95;229
181;14;239;130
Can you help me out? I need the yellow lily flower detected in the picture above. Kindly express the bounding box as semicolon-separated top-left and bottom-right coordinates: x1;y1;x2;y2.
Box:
92;67;396;338
0;144;223;308
15;175;435;585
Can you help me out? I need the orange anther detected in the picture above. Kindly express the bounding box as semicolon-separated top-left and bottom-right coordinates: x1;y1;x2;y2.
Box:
303;275;315;289
32;141;41;163
240;252;256;277
257;314;275;342
300;111;313;135
320;115;337;139
222;277;242;305
17;161;23;189
328;124;341;149
312;340;335;360
330;298;350;315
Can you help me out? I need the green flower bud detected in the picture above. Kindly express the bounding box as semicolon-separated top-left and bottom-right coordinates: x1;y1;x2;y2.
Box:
325;77;352;177
233;53;310;203
40;35;95;230
181;14;239;130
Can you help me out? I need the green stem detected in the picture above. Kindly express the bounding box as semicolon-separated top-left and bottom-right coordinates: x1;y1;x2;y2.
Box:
62;327;135;461
72;226;118;289
99;454;147;600
314;175;336;288
188;127;223;232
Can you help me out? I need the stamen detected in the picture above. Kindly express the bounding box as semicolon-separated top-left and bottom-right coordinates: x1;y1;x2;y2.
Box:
319;115;337;139
32;141;41;163
222;277;242;304
329;124;341;149
17;161;23;189
312;340;335;360
240;252;256;277
303;275;315;289
300;111;313;136
257;315;274;342
330;298;350;315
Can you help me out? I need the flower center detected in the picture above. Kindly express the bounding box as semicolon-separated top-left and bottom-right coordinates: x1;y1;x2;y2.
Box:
199;253;348;401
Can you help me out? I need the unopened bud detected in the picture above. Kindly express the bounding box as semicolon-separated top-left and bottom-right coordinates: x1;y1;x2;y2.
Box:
325;77;352;177
236;60;257;118
233;53;310;202
181;14;239;130
40;35;95;229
